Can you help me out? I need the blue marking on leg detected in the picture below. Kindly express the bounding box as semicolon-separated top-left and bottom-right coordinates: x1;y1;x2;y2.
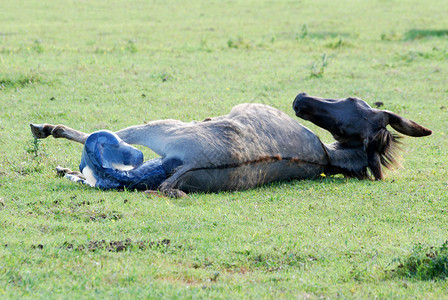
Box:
162;156;183;174
79;130;167;190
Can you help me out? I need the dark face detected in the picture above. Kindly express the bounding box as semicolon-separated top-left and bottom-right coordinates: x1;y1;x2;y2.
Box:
292;92;386;147
292;92;432;180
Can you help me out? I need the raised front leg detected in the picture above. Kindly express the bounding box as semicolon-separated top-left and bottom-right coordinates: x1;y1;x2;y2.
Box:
30;123;89;144
30;119;186;153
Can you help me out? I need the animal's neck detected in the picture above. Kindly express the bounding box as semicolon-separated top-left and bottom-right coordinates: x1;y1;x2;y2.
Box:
323;142;369;178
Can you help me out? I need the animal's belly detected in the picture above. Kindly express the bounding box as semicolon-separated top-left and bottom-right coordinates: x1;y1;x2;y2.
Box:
173;159;325;192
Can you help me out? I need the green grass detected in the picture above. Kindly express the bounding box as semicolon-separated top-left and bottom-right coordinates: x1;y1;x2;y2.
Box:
391;241;448;281
1;0;448;298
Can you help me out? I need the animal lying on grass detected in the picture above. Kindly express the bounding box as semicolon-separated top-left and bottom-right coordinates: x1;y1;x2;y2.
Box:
30;93;432;197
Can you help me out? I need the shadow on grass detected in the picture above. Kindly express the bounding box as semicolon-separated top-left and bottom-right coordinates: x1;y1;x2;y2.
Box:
404;29;448;40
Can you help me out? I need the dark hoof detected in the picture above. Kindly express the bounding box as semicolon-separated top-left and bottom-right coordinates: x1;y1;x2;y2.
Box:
162;189;188;198
144;189;188;198
30;123;51;139
56;166;70;177
56;166;86;179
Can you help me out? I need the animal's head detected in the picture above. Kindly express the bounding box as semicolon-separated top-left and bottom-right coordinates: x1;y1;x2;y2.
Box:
292;92;432;180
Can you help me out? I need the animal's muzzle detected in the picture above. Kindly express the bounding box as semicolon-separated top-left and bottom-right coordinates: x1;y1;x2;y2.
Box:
292;92;309;116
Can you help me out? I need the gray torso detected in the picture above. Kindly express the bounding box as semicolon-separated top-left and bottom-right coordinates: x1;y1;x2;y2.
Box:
162;104;329;192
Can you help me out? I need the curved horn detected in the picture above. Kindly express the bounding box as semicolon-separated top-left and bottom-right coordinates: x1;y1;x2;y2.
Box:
384;111;432;137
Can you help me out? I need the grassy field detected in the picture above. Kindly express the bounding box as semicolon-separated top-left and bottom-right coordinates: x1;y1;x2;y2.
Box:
1;0;448;298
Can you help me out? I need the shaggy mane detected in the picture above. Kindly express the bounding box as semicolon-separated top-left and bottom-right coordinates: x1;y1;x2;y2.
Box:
372;128;402;173
324;128;402;180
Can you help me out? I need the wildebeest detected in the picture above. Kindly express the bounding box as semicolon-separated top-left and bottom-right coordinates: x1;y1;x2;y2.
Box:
30;93;432;197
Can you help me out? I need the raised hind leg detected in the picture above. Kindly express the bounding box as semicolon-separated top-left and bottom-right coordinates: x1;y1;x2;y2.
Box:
30;119;186;157
30;123;89;144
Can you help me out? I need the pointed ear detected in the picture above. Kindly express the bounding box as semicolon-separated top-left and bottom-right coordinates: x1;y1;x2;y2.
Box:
384;111;432;137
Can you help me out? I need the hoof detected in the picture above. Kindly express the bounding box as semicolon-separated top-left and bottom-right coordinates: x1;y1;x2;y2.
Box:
144;189;188;198
56;166;85;179
162;189;188;198
56;166;71;177
30;123;51;139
